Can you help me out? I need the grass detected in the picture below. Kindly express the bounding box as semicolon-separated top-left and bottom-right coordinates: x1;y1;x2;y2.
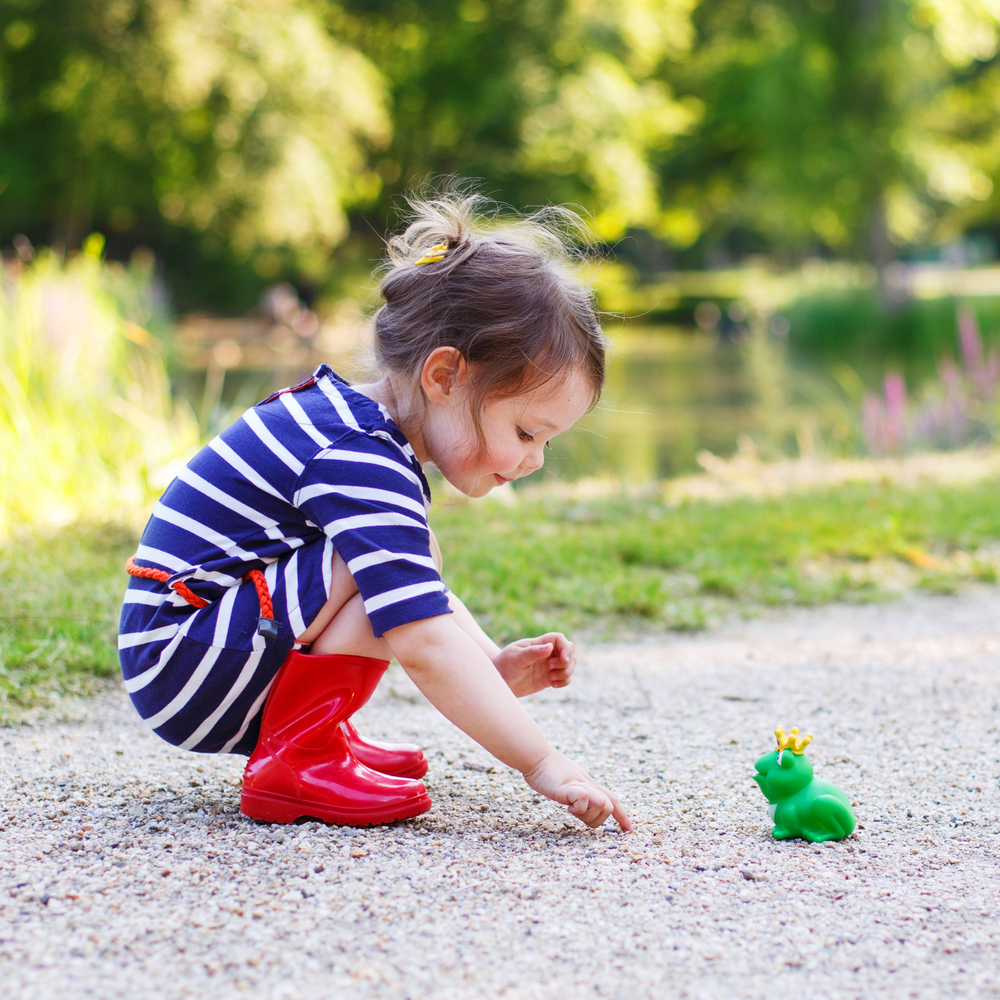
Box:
2;477;999;717
0;523;137;719
432;477;1000;643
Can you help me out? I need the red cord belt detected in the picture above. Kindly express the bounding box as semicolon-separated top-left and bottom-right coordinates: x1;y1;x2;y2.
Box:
125;555;279;641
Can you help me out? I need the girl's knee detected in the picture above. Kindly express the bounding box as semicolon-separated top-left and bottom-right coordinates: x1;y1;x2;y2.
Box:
329;550;359;599
310;592;387;658
293;550;359;645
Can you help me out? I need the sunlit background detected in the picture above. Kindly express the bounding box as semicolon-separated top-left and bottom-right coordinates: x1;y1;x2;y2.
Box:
3;0;1000;535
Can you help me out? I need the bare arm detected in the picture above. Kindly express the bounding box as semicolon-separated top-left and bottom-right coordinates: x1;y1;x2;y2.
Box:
384;613;630;830
447;591;500;658
386;614;547;769
432;527;502;660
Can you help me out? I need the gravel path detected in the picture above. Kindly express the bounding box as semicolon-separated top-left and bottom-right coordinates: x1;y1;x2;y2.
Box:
3;589;1000;999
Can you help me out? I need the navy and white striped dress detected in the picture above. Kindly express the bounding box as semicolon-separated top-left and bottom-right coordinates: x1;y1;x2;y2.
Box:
118;365;451;756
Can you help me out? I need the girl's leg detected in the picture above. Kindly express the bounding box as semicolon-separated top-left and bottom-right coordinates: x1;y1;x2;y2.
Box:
240;548;431;823
304;548;494;660
309;590;390;658
306;591;430;779
296;552;426;779
293;550;368;648
301;526;444;653
297;548;507;782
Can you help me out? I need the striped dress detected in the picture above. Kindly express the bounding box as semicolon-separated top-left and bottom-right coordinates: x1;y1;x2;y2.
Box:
118;365;451;756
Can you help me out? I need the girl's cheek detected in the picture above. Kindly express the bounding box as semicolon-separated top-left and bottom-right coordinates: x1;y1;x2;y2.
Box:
498;446;526;472
480;435;518;471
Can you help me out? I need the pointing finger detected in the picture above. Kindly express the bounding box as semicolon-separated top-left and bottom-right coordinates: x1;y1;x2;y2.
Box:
610;796;632;832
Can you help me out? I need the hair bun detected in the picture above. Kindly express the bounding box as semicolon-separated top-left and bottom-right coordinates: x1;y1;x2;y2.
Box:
371;186;607;455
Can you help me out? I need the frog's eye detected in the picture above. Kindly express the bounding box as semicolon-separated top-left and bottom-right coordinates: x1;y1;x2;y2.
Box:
776;750;784;766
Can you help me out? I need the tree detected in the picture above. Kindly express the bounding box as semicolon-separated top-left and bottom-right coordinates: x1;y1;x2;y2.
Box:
340;0;701;241
0;0;389;283
659;0;1000;267
7;0;1000;304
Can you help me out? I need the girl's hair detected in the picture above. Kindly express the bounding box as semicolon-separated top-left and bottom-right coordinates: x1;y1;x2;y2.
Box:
372;190;607;447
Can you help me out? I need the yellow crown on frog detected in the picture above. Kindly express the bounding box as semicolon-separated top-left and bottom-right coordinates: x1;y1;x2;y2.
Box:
774;727;813;755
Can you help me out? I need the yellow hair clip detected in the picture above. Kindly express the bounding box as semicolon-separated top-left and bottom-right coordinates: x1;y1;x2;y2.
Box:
414;242;449;266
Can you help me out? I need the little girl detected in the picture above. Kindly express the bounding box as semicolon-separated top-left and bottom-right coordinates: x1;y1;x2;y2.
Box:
119;194;630;832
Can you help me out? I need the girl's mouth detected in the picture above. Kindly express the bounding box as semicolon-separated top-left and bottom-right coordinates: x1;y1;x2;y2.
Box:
494;474;510;485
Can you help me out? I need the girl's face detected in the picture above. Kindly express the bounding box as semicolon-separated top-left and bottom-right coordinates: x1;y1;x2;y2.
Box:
424;366;593;498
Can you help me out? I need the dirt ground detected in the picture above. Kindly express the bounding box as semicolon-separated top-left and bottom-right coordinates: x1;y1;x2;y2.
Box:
2;587;999;999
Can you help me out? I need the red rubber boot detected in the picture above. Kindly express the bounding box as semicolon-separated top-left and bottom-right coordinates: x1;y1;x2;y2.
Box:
342;720;429;779
240;651;432;826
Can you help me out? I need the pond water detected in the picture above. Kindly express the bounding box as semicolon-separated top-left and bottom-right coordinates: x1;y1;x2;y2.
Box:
179;325;789;482
543;328;763;482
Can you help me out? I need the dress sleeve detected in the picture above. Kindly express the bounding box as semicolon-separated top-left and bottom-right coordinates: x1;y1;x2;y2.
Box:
294;431;452;637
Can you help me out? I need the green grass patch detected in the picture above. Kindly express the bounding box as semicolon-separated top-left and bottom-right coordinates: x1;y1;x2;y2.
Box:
0;524;136;719
431;477;1000;643
2;476;999;713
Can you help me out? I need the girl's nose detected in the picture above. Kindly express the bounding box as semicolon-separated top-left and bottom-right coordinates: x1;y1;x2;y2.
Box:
521;447;545;476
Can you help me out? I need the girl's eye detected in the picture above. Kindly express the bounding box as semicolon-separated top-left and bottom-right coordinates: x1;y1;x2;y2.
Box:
517;427;534;442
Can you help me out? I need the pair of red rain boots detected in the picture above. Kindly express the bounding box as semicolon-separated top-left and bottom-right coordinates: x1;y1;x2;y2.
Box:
240;651;432;826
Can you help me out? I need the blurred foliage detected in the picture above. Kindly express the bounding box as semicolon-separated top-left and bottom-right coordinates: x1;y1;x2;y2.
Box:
0;238;198;537
860;304;1000;453
661;0;1000;263
337;0;701;241
0;0;389;303
7;1;1000;306
784;289;1000;375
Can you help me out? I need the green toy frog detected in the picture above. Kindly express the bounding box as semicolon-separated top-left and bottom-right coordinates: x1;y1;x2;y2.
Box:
753;727;856;843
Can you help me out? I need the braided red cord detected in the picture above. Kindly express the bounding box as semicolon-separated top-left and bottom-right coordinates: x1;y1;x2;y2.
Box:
125;556;209;609
126;556;274;619
246;569;274;620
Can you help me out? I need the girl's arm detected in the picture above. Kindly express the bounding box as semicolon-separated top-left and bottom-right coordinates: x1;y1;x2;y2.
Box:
384;613;630;831
432;528;574;695
447;590;577;696
432;532;589;740
446;591;500;657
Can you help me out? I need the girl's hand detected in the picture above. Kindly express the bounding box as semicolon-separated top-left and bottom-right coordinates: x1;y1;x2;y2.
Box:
522;750;631;831
492;633;576;697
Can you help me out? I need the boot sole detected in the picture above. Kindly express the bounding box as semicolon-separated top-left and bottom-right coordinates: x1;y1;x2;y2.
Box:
240;788;432;827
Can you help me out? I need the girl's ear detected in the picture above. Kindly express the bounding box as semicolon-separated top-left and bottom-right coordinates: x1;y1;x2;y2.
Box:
421;346;467;404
